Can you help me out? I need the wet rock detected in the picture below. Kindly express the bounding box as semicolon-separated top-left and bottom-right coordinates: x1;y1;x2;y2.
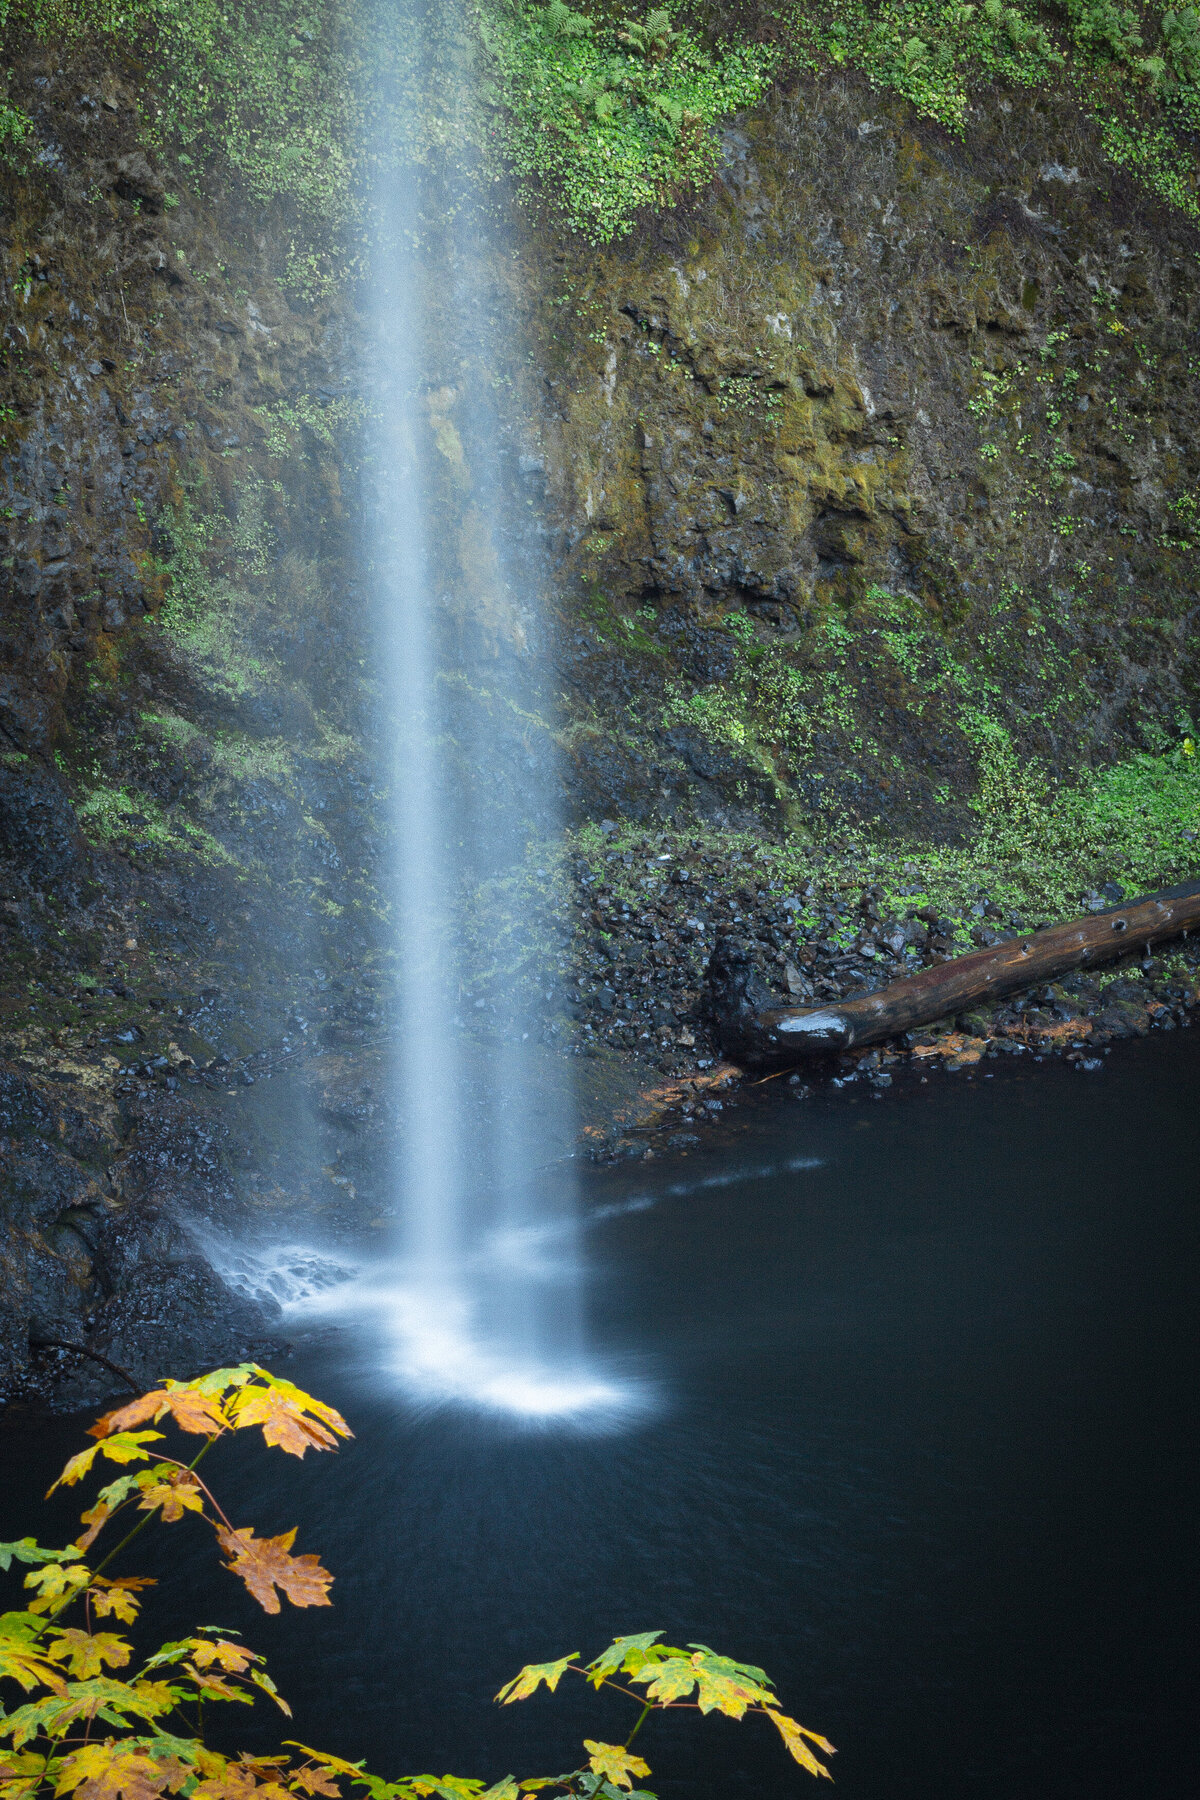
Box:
703;936;780;1062
87;1257;281;1394
0;758;90;887
1092;1000;1151;1039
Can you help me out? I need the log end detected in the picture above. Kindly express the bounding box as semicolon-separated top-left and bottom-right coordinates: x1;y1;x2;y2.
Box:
703;935;780;1065
705;936;851;1067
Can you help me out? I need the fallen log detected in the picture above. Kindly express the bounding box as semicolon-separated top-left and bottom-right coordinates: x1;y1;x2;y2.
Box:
706;879;1200;1069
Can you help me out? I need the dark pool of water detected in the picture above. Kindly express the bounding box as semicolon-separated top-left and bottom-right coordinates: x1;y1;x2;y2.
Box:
4;1034;1199;1798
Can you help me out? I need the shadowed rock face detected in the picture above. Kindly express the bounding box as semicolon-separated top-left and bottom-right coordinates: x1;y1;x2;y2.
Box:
1;1056;282;1405
2;31;1200;1397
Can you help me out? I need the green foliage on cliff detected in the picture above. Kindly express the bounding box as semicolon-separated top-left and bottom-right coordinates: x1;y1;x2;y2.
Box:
0;0;35;157
480;0;777;238
785;0;1200;217
7;0;357;230
6;0;1200;239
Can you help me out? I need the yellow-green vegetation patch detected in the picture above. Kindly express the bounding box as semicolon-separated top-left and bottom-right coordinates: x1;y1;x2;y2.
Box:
73;771;239;867
155;479;279;702
569;738;1199;942
481;0;778;240
784;0;1200;221
7;0;359;264
256;393;370;461
7;0;1200;266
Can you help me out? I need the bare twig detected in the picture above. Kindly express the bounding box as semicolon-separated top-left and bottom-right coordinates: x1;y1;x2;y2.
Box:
30;1338;140;1395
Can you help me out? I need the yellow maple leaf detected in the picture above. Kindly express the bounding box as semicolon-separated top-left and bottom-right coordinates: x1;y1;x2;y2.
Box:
134;1471;204;1523
765;1709;835;1779
0;1638;68;1696
55;1744;184;1800
88;1578;154;1624
46;1629;132;1680
583;1742;651;1791
24;1563;91;1614
188;1640;257;1674
229;1383;351;1456
49;1433;165;1494
495;1654;578;1703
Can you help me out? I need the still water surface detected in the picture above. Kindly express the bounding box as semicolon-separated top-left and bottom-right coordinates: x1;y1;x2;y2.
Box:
4;1033;1198;1798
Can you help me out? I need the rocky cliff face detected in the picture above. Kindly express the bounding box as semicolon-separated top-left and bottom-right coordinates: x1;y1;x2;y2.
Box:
2;26;1198;1399
524;80;1200;834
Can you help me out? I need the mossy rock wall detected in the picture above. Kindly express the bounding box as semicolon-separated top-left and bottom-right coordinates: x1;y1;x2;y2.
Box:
495;74;1200;838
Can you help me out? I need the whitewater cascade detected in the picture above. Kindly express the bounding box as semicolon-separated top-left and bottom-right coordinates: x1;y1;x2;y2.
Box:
362;0;615;1416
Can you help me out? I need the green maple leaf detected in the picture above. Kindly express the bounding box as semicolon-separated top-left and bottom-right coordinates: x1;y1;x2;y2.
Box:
684;1648;775;1717
95;1474;143;1510
584;1633;665;1687
1;1675;181;1744
192;1365;258;1397
409;1779;518;1800
495;1655;578;1703
0;1542;75;1573
685;1646;772;1688
1;1693;77;1748
638;1657;698;1705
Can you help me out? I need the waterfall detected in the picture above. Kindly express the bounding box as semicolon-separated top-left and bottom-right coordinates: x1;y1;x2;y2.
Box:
360;0;617;1416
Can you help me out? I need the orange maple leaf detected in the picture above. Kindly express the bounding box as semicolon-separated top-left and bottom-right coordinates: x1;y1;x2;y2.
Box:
92;1385;226;1440
75;1502;111;1553
136;1470;204;1522
229;1391;341;1458
190;1769;258;1800
215;1527;333;1614
191;1758;293;1800
288;1770;341;1798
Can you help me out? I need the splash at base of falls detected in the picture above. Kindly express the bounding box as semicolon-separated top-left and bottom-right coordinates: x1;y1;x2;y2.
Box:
378;1283;629;1416
208;1235;641;1425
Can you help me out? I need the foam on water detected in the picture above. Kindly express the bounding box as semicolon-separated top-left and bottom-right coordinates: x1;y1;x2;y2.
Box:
207;1147;826;1418
209;1234;638;1422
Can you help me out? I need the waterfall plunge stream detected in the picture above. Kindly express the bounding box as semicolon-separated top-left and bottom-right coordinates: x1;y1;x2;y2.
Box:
358;0;620;1418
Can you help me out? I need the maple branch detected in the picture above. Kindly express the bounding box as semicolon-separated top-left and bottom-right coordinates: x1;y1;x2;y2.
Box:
156;1459;236;1532
623;1701;652;1748
88;1455;232;1588
586;1677;645;1705
89;1511;157;1581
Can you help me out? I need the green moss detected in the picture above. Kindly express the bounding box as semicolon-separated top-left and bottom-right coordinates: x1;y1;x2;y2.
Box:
782;0;1200;223
73;773;238;867
569;741;1198;954
156;479;277;702
481;0;777;241
12;0;358;230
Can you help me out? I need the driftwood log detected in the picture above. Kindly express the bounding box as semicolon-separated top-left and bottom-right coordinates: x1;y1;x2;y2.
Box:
706;879;1200;1069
